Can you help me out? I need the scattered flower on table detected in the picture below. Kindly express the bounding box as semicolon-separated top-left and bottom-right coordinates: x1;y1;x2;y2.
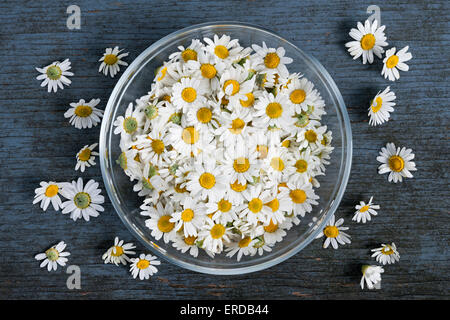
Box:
99;46;129;78
35;241;70;272
315;214;351;249
64;98;104;129
368;86;396;126
345;20;388;64
377;142;417;183
371;242;400;265
75;143;99;172
129;253;161;280
102;237;136;265
35;59;74;93
360;265;384;290
60;177;105;221
352;196;380;223
33;181;66;211
381;46;412;81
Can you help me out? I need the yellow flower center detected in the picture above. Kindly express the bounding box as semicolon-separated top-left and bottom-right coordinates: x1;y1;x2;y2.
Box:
78;148;92;161
181;49;197;62
181;126;199;144
161;94;171;102
174;183;187;193
256;145;268;159
304;130;317;143
386;55;399;69
265;198;280;212
359;205;370;213
233;157;250;173
181;87;197;103
270;157;284;171
264;52;280;69
371;96;383;113
151;139;165;154
240;93;255;107
289;189;306;204
266;102;283;119
181;209;194;222
248;198;263;213
45;184;59;197
73;192;91;209
382;245;395;255
224;79;240;96
157;215;175;233
264;219;278;233
184;235;197;246
229;118;245;134
46;65;62;80
230;180;247;192
200;63;217;79
157;67;167;81
210;224;226;239
214;45;229;59
197;107;212;123
217;199;232;212
199;172;216;189
295;159;308;173
238;236;252;248
360;34;376;50
323;225;339;238
136;259;150;270
74;105;93;118
281;140;290;148
111;246;124;257
104;54;118;65
290;89;306;104
388;155;404;172
45;248;59;261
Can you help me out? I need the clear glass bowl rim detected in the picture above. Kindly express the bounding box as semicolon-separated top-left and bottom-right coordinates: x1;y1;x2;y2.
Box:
99;21;352;275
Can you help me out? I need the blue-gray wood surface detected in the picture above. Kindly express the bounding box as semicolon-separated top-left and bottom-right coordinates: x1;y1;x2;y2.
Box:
0;0;448;300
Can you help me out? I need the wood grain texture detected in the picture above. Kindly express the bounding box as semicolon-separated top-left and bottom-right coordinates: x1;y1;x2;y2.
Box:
0;0;449;300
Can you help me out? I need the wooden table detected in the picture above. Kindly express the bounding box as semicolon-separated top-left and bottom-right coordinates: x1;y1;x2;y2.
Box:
0;0;448;299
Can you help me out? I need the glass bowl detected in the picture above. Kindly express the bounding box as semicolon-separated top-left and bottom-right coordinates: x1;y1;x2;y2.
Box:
99;21;352;275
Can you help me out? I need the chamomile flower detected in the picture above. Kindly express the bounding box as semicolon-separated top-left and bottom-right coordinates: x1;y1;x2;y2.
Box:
33;181;65;211
215;108;254;145
252;42;293;77
64;98;103;129
262;219;290;245
141;202;177;243
198;218;233;253
377;142;417;183
369;86;396;126
205;196;239;225
98;46;129;78
263;147;295;182
204;34;248;64
129;253;160;280
222;145;259;186
382;46;412;81
75;143;99;172
353;196;380;223
225;236;257;261
284;77;319;114
116;148;142;180
186;50;225;91
60;178;105;222
35;241;70;272
345;19;388;64
170;197;206;237
172;233;199;257
296;124;327;150
315;214;351;249
133;161;168;197
172;77;207;112
279;179;319;217
290;150;319;182
186;101;221;132
238;184;274;226
227;179;249;205
262;190;291;225
169;39;204;63
102;237;136;266
134;129;176;166
167;124;212;158
253;91;295;129
360;265;384;290
36;59;73;93
218;66;255;107
371;243;400;265
113;102;145;139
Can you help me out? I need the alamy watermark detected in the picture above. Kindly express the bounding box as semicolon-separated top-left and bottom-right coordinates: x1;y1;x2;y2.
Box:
66;5;81;30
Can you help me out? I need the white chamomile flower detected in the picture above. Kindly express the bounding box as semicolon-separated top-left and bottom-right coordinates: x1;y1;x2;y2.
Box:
263;147;295;182
315;214;351;249
133;161;168;197
170;196;206;237
75;143;99;172
141;202;177;243
371;242;400;265
225;236;257;261
35;241;70;272
226;179;249;205
185;50;225;91
205;196;238;225
113;102;144;139
215;107;254;144
382;46;412;81
345;19;388;64
134;129;176;166
360;265;384;290
169;39;204;63
377;142;417;183
36;59;73;93
98;46;129;78
172;233;199;258
252;41;293;77
284;77;319;114
129;253;160;280
353;196;380;223
279;179;319;217
262;190;291;225
116;148;142;180
198;218;233;253
238;184;274;226
33;181;65;211
369;86;396;126
64;98;103;129
296;124;327;150
60;178;105;222
167;124;213;158
172;77;207;112
218;66;255;107
102;237;136;265
204;34;247;64
186;100;221;132
253;91;295;129
290;150;319;182
222;145;259;186
261;218;290;245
